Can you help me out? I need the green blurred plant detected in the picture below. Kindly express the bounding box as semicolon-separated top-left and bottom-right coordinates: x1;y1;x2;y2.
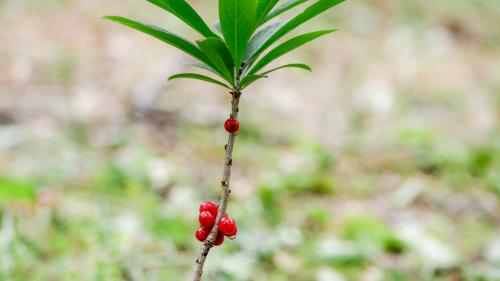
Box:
0;177;36;202
104;0;346;279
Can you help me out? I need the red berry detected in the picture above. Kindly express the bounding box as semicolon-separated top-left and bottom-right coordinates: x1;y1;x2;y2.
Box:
226;225;238;239
214;231;224;246
199;211;215;228
199;201;218;216
224;118;239;134
218;216;236;235
195;227;210;242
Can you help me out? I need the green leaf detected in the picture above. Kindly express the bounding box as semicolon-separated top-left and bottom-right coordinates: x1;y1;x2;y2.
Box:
241;63;311;88
260;63;311;75
244;21;286;63
240;74;268;88
167;73;231;88
147;0;217;37
248;29;337;75
0;177;36;202
196;37;235;84
250;0;345;61
103;16;209;64
182;61;218;75
263;0;308;24
256;0;280;25
219;0;257;67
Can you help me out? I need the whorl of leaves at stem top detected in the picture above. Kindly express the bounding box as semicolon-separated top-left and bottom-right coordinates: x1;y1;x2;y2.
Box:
104;0;346;90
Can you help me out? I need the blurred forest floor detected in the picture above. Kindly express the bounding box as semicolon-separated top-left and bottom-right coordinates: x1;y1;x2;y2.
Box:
0;0;499;280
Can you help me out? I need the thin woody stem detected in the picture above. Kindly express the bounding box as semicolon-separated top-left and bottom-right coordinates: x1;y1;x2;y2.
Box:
192;90;241;281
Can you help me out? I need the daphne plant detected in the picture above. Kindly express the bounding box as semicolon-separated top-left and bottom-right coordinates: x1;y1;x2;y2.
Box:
104;0;345;279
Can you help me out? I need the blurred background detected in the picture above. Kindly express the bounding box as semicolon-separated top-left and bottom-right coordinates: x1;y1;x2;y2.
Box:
1;0;500;280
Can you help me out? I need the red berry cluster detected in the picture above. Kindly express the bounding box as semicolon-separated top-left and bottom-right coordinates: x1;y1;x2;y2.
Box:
196;201;238;246
224;118;239;134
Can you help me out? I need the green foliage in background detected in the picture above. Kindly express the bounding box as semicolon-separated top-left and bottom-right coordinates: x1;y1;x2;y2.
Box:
0;177;36;202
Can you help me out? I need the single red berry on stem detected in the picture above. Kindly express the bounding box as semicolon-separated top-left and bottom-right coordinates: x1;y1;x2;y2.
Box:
199;211;216;228
218;216;236;235
199;201;218;216
224;118;239;134
195;227;210;242
214;231;224;246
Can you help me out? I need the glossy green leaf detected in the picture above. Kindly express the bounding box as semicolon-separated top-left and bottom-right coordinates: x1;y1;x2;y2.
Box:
241;63;311;88
147;0;217;37
260;63;312;75
250;0;345;61
219;0;257;67
263;0;308;24
182;61;219;75
103;16;209;64
168;73;231;88
248;29;337;75
244;21;286;63
256;0;280;25
0;177;36;202
196;37;235;84
240;74;268;88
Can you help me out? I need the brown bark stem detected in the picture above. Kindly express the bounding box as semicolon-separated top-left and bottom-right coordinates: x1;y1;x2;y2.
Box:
192;90;241;281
